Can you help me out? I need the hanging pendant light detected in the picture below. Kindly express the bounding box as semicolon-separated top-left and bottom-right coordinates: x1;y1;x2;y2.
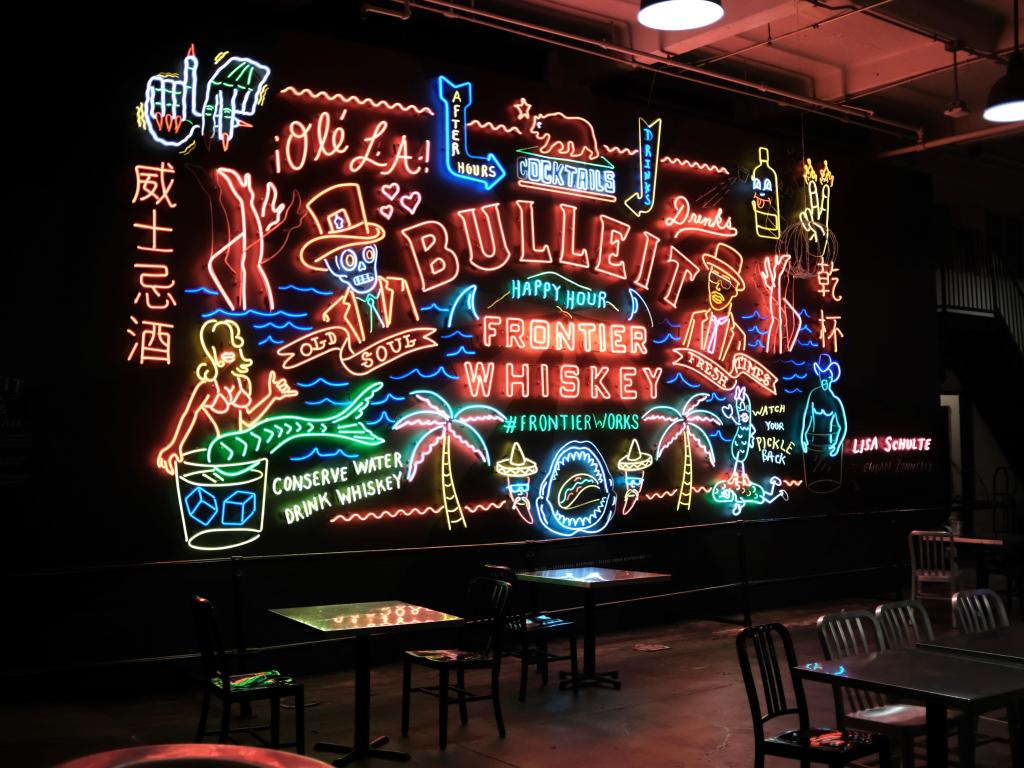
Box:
637;0;725;32
983;0;1024;122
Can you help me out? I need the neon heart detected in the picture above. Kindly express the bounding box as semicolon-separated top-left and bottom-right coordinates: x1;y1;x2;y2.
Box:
399;191;422;215
380;183;400;201
378;204;394;220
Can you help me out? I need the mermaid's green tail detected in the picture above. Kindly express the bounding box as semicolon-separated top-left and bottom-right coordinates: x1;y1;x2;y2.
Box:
205;381;385;465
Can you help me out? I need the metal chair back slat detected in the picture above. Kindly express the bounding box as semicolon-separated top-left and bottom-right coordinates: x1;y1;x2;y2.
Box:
952;588;1010;634
736;623;809;744
817;610;887;715
875;599;934;648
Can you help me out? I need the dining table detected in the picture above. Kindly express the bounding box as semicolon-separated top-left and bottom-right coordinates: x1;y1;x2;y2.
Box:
918;625;1024;665
795;647;1024;768
270;600;462;766
516;566;671;690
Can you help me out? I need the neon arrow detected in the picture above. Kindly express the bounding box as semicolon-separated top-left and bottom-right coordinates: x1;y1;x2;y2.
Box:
436;76;506;191
623;118;662;217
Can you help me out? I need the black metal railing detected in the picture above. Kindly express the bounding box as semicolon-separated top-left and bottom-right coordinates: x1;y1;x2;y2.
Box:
937;249;1024;355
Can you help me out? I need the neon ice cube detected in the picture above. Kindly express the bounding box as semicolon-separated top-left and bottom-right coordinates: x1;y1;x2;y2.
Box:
185;487;219;526
221;490;256;526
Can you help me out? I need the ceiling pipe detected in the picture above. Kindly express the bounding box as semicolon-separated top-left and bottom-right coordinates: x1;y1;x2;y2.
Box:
699;0;898;66
876;121;1024;157
842;45;1019;102
365;0;924;139
805;0;1011;65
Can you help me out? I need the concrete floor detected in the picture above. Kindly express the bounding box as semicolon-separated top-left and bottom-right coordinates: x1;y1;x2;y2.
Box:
6;597;1016;767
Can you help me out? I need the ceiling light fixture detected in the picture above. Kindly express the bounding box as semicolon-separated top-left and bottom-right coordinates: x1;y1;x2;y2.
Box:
637;0;725;32
983;0;1024;122
944;46;969;118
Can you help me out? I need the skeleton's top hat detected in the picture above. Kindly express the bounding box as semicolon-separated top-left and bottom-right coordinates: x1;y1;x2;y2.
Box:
299;183;385;272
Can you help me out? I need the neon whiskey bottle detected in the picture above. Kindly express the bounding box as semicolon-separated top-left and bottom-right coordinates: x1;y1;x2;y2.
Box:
751;146;780;239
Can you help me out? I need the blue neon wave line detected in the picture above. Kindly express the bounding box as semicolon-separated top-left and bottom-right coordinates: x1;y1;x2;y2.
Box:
370;393;405;405
258;335;284;346
783;387;804;394
185;286;219;296
800;324;813;334
278;284;333;296
661;319;682;329
782;359;807;367
389;366;459;381
708;392;727;402
782;372;808;381
796;339;820;348
253;321;313;331
305;397;351;407
441;330;474;340
202;308;307;319
419;303;451;313
798;308;811;318
707;429;728;441
445;346;476;357
746;326;768;335
367;412;396;426
740;310;767;321
296;378;349;389
664;372;700;389
290;446;359;462
748;339;765;349
652;332;681;345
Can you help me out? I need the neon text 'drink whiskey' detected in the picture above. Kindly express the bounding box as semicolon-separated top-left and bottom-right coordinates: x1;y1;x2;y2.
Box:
751;147;780;240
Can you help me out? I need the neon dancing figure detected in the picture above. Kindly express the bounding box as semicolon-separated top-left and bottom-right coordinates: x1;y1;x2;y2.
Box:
800;354;847;493
157;319;297;475
711;386;787;516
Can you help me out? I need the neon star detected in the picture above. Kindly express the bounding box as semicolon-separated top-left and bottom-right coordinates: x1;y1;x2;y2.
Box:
512;97;532;121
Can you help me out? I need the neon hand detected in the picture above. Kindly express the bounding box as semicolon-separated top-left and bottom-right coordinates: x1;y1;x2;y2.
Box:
268;370;298;400
200;56;272;147
144;50;200;148
157;445;183;475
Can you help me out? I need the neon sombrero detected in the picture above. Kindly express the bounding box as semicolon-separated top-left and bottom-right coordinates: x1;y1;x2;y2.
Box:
495;442;538;478
617;438;653;472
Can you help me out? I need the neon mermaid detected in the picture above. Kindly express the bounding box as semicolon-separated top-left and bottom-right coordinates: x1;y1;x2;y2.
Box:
800;353;847;493
157;319;297;474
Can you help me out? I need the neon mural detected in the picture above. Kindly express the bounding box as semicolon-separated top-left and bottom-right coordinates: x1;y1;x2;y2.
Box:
127;44;852;551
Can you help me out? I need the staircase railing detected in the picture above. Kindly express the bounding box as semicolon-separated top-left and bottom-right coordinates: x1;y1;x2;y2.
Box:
937;248;1024;356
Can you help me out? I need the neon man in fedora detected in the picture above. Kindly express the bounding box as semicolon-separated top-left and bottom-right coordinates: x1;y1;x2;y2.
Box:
300;182;419;344
681;243;746;364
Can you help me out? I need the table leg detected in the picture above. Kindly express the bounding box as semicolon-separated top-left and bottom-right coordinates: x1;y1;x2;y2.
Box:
314;633;411;765
977;549;990;589
559;590;620;690
1009;697;1022;768
926;702;949;768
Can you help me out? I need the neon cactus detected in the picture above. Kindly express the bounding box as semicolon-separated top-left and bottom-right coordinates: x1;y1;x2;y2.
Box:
642;393;721;510
393;390;505;529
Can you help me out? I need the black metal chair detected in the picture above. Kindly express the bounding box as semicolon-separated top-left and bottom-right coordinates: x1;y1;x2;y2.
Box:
952;588;1010;634
874;599;934;648
737;623;889;768
481;564;579;700
818;610;966;767
191;596;304;753
401;577;510;749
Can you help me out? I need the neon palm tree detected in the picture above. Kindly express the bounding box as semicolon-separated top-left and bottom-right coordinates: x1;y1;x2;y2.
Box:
642;393;722;510
393;390;505;529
